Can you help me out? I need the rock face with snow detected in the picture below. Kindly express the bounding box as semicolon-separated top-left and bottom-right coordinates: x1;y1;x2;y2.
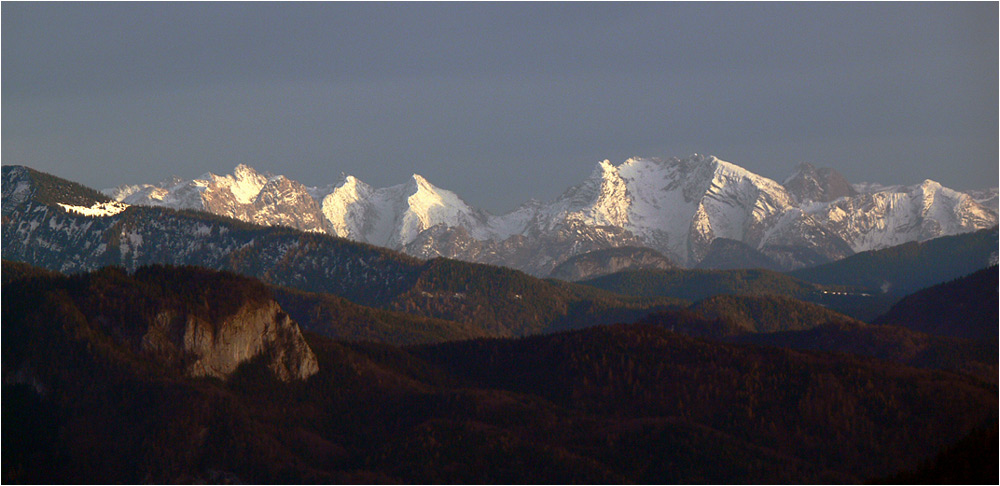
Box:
807;180;997;253
321;174;493;249
108;165;329;233
965;188;998;213
96;155;998;273
783;163;858;204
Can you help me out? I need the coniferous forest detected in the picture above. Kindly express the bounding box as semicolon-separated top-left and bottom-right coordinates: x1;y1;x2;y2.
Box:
3;260;997;483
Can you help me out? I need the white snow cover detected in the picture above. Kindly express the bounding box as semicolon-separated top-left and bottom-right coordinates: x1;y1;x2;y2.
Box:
103;163;268;209
322;173;490;248
852;182;905;194
103;155;998;267
218;164;270;205
518;154;797;264
806;179;997;252
58;201;129;217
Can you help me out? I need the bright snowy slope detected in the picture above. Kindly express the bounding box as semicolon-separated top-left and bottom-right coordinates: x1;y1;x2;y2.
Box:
102;155;998;274
108;164;329;234
811;180;997;252
320;173;495;249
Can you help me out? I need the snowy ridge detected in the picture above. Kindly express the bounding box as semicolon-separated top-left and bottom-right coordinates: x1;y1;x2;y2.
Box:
105;163;270;211
99;155;999;273
808;179;997;252
58;201;129;217
322;173;492;248
966;187;998;212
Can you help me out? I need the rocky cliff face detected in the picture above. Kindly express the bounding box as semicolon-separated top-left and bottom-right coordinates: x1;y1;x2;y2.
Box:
3;261;320;383
141;300;319;382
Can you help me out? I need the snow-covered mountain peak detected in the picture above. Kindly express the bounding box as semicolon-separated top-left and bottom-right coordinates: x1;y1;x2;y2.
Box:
569;159;621;191
90;153;996;274
545;159;631;230
918;179;943;191
232;163;261;179
319;171;492;249
410;173;433;188
334;174;372;194
219;165;270;204
401;174;474;213
912;179;969;206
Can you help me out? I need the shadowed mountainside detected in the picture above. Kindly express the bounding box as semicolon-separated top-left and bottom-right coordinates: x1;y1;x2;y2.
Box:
873;266;998;340
4;268;997;483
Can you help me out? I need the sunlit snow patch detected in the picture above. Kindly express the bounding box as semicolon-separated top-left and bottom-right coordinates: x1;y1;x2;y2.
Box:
58;201;129;217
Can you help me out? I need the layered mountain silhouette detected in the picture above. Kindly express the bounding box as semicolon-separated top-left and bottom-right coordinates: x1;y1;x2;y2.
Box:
4;160;997;482
4;261;996;483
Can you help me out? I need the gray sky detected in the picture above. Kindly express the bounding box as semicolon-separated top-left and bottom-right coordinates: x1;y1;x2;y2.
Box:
3;2;997;213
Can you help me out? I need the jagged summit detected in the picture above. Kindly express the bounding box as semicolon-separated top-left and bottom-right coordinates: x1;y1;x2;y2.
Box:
783;162;858;203
410;173;432;186
320;171;491;248
96;155;998;274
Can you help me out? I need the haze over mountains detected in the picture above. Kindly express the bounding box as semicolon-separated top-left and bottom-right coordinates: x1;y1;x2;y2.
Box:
104;154;997;276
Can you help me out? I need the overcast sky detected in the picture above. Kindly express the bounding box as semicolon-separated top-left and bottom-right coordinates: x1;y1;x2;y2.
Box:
3;2;997;213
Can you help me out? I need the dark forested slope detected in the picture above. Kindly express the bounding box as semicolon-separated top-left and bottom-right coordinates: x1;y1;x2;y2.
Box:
874;266;998;340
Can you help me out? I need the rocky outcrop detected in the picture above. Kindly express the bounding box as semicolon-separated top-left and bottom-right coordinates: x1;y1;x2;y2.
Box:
2;259;320;383
548;246;675;281
783;163;858;203
141;300;319;382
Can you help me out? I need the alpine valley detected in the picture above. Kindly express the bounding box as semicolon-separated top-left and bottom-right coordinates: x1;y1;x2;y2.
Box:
3;158;998;484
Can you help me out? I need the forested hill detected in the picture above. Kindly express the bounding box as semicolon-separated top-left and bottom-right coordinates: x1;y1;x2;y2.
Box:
6;273;997;483
873;265;999;340
574;267;894;320
578;268;824;301
789;227;998;296
412;320;997;483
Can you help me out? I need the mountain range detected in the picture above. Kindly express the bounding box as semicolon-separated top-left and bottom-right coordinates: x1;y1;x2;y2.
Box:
4;162;998;483
2;165;689;338
5;162;996;332
103;154;998;275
